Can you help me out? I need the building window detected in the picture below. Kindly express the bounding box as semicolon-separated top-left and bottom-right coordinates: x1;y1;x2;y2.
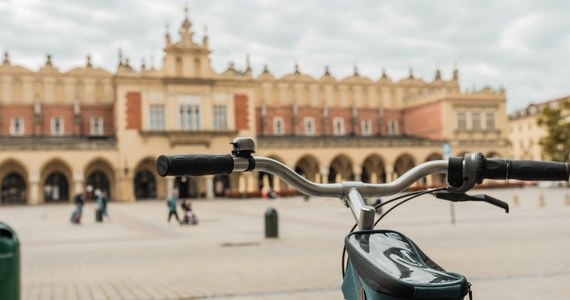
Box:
361;119;372;136
273;117;284;135
149;104;165;130
472;112;481;130
213;105;227;129
51;117;64;136
10;117;24;136
90;117;104;136
388;120;399;136
333;117;345;135
486;112;495;130
457;112;466;130
304;117;315;136
178;96;201;130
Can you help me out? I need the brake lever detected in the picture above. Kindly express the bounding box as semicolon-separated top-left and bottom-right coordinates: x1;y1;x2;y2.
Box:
434;190;509;213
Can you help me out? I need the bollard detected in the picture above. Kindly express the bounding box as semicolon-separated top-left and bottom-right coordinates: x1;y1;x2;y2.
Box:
0;222;20;300
95;209;103;222
539;194;545;208
513;194;519;207
265;208;278;238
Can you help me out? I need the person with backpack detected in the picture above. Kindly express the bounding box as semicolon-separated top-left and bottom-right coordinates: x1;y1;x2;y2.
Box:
70;189;85;224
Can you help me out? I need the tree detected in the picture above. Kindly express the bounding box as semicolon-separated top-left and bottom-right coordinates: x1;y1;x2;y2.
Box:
537;97;570;162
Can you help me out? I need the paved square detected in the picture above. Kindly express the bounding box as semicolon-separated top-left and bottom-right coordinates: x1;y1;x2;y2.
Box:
1;187;570;299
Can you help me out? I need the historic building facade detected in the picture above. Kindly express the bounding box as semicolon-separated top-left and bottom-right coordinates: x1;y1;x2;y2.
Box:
0;9;508;205
508;96;569;161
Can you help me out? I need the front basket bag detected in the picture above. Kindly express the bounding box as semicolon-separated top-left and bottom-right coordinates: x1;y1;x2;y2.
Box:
343;230;470;300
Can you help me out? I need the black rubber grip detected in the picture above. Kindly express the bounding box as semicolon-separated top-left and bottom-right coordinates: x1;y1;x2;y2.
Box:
156;154;234;177
482;158;569;181
507;160;569;181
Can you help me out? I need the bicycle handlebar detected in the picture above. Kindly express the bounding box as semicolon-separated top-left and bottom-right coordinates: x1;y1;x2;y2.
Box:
157;151;569;198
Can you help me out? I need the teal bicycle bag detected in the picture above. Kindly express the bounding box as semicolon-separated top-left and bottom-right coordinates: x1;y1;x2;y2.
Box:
343;230;470;300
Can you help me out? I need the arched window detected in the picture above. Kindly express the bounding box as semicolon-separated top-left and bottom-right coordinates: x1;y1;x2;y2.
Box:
86;171;110;199
134;170;156;200
44;172;69;202
1;173;26;204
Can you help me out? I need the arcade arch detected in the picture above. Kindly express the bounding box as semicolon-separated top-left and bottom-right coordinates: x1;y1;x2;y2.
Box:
329;154;354;183
0;159;28;205
361;154;386;183
40;159;73;203
85;158;115;201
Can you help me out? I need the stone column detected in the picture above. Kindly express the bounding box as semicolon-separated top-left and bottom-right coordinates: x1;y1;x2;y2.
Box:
29;170;40;205
73;170;84;201
320;165;329;184
166;177;174;198
206;176;214;199
353;165;361;181
272;176;281;192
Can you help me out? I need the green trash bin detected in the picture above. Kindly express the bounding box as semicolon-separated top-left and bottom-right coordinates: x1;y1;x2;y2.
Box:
0;222;20;300
265;208;278;238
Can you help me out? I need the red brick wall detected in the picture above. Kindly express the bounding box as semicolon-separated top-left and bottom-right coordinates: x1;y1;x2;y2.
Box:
125;92;141;130
403;101;443;139
296;107;322;135
383;109;402;135
41;105;74;135
329;108;353;135
0;105;34;136
234;94;249;130
81;105;114;136
256;105;408;137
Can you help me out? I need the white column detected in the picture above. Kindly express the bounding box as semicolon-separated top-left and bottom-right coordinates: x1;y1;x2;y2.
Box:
166;177;174;199
206;176;214;199
29;170;40;205
73;170;84;196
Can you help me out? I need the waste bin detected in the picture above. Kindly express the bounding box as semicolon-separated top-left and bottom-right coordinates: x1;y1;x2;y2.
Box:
265;208;278;238
0;222;20;300
95;209;103;222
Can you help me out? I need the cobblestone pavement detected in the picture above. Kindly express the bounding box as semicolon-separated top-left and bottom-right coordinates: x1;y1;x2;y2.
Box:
1;187;570;300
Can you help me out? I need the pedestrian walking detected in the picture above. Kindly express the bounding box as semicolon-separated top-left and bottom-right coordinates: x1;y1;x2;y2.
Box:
96;190;110;222
70;189;86;224
167;190;182;224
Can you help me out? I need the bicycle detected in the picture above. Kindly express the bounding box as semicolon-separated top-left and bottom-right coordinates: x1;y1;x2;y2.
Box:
156;137;569;300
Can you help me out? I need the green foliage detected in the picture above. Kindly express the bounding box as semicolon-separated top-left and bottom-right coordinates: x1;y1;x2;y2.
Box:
537;97;570;162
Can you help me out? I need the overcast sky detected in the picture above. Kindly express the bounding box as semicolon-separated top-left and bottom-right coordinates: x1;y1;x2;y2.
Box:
1;0;568;112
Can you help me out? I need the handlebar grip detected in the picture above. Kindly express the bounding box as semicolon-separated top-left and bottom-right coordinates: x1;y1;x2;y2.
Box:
156;154;234;177
483;158;569;181
508;160;569;181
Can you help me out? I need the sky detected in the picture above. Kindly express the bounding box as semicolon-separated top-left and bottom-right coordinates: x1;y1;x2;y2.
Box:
0;0;569;112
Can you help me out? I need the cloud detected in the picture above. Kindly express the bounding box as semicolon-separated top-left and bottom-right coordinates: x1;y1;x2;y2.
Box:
0;0;568;111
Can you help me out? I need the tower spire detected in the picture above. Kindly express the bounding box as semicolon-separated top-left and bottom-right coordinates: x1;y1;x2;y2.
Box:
2;51;9;65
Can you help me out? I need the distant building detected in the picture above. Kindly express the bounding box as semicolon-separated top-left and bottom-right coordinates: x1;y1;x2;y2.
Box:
0;8;508;205
508;96;569;160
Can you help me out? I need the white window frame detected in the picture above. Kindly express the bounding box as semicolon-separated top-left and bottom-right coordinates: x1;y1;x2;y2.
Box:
388;120;399;136
486;112;495;130
213;105;228;130
10;117;24;136
273;117;284;135
90;117;104;136
361;119;372;136
51;117;64;136
457;112;467;130
178;95;201;130
472;112;481;130
333;117;345;136
304;117;315;136
149;104;165;130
